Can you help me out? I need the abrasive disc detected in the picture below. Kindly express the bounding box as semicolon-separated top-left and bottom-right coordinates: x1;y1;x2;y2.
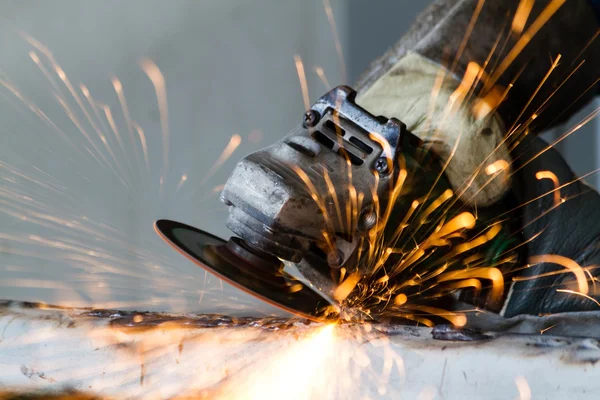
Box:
154;219;335;321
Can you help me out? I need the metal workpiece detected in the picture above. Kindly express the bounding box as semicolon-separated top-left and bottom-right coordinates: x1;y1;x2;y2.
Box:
2;301;600;399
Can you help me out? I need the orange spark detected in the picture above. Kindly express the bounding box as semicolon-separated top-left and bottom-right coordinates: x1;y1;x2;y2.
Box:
403;304;467;327
211;184;226;193
323;0;346;82
393;293;407;306
450;0;485;73
448;62;482;112
368;132;393;162
334;272;361;302
512;0;535;35
132;122;150;173
433;212;476;239
201;134;242;185
485;159;509;176
485;0;567;93
535;170;562;206
420;189;454;222
440;278;483;296
140;58;169;191
112;76;143;180
176;174;188;192
454;223;502;255
556;289;600;307
529;255;589;295
293;54;310;111
438;267;504;304
540;324;557;334
314;66;331;89
472;85;506;119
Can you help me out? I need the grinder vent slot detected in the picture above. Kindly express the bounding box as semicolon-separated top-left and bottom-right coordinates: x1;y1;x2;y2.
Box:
312;114;374;166
313;130;335;150
324;119;345;136
349;136;373;154
338;147;363;166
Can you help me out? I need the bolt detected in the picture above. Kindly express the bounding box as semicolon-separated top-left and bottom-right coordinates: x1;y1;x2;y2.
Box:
303;110;320;128
374;157;389;175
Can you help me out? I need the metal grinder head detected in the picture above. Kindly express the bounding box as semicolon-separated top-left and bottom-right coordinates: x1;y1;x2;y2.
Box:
220;86;409;281
156;86;519;322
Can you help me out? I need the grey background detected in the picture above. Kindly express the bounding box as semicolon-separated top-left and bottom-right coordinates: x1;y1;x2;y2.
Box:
0;1;597;315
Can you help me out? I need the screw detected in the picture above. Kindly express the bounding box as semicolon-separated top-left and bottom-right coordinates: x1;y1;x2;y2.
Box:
374;157;389;175
303;110;320;128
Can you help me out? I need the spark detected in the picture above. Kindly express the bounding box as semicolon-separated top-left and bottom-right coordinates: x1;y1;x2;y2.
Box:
507;53;562;134
432;212;476;239
529;255;589;295
485;159;509;176
402;304;467;327
132;121;150;173
450;0;485;73
438;267;504;305
211;183;226;193
102;104;132;182
540;324;557;334
112;76;144;183
472;84;506;120
314;66;331;89
512;0;535;35
393;293;407;306
176;174;188;192
334;272;362;302
448;62;482;113
293;54;310;111
535;170;562;206
556;289;600;307
484;0;567;92
440;278;483;296
79;83;133;185
200;134;242;185
140;58;169;192
322;0;346;82
454;223;502;255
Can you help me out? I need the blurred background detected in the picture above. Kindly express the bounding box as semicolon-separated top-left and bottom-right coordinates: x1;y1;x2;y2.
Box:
0;0;598;315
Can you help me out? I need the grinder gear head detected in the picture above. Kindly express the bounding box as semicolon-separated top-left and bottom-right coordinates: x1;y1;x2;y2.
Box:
156;86;520;322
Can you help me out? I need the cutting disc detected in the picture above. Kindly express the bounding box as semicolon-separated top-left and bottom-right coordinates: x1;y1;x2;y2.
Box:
154;219;335;321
